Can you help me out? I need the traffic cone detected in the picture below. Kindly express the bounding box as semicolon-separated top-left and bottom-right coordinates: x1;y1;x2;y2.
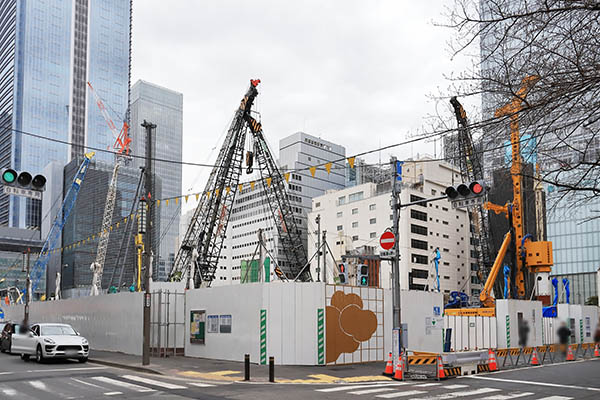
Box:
530;348;540;365
593;344;599;358
488;349;498;372
393;354;404;381
436;355;445;380
383;352;394;376
566;345;575;361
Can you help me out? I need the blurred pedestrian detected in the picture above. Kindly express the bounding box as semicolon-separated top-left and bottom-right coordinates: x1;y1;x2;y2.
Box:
518;320;530;348
594;323;600;344
557;322;571;356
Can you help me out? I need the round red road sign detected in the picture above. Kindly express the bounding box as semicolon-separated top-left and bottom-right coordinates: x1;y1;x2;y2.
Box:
380;231;395;250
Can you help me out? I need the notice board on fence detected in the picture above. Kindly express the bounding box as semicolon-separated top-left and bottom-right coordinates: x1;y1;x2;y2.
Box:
190;310;206;344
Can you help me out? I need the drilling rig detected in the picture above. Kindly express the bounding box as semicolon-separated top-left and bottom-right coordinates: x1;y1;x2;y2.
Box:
169;80;310;288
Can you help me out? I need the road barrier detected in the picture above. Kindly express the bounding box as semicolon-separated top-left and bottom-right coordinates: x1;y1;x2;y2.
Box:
407;355;437;365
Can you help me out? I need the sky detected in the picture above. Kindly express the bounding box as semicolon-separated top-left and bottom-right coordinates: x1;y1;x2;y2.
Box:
131;0;472;211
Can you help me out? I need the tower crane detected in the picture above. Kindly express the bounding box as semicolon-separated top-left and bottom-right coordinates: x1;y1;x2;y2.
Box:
170;80;310;288
87;82;131;296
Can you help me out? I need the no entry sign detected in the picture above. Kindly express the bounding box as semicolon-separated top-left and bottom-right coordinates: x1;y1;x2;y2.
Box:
380;231;395;250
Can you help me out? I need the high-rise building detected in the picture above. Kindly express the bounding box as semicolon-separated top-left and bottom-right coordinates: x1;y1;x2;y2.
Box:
309;156;480;296
0;0;131;229
216;132;346;285
130;80;183;281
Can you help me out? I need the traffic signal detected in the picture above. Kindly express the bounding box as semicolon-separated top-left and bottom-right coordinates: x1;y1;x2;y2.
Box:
445;181;486;209
358;264;369;286
338;263;348;285
1;168;46;191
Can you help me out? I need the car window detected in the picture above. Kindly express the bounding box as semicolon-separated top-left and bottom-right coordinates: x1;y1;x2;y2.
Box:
32;326;40;336
40;325;77;336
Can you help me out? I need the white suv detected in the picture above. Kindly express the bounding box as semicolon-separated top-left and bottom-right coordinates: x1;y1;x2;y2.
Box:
12;323;89;363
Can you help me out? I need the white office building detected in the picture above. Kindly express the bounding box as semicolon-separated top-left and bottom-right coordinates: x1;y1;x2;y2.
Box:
211;132;346;285
308;156;481;297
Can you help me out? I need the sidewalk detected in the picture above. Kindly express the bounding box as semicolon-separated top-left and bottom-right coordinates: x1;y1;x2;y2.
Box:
89;350;396;384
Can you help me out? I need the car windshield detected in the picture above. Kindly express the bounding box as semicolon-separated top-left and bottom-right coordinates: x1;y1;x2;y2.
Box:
40;325;77;336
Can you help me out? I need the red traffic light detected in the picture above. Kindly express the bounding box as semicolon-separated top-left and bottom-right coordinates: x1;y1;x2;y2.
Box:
470;181;483;195
339;264;345;273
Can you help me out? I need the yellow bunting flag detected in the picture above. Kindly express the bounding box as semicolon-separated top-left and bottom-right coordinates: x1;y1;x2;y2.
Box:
266;177;272;187
124;217;128;224
325;162;332;174
156;200;160;207
110;226;113;231
238;184;243;193
226;186;231;195
165;199;169;206
284;172;291;182
207;191;211;199
250;181;255;190
116;222;119;229
309;166;317;177
195;193;200;201
185;195;189;203
175;197;179;205
348;156;356;169
215;188;220;197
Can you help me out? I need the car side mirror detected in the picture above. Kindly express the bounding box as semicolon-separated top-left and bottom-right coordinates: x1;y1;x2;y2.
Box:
75;331;80;336
28;331;34;337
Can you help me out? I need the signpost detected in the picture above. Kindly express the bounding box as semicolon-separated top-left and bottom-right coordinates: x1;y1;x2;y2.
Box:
3;186;42;200
380;231;395;251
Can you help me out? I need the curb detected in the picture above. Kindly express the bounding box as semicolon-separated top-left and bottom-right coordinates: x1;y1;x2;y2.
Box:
89;358;163;375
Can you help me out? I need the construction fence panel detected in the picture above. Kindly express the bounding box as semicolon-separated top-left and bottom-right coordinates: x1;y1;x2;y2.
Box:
443;315;497;351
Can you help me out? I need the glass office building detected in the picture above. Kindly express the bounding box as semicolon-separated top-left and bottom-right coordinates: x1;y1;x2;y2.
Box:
130;80;183;281
0;0;131;229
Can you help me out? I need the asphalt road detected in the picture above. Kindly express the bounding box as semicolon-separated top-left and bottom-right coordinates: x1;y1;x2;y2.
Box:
1;350;599;399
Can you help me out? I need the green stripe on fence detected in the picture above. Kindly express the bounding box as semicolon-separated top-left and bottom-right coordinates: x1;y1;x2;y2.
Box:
506;315;510;348
260;309;267;365
317;308;324;365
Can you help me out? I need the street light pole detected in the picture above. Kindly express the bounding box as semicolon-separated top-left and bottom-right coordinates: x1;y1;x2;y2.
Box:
24;249;30;327
390;157;403;363
315;215;321;282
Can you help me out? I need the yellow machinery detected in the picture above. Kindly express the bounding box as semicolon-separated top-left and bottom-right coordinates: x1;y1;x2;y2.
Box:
447;76;554;316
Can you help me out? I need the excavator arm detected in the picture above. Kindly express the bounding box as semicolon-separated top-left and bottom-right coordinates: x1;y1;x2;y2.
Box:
480;231;512;308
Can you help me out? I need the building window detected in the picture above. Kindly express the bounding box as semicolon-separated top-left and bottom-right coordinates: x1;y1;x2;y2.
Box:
369;218;376;225
370;232;377;239
471;276;480;284
442;220;449;225
315;202;320;208
349;191;364;202
352;208;359;215
471;263;479;271
411;254;428;264
411;269;429;279
337;211;343;218
337;225;343;231
369;204;376;211
431;189;437;195
410;194;427;207
410;210;427;221
411;239;428;250
338;196;346;205
352;221;359;228
411;224;427;236
352;235;359;242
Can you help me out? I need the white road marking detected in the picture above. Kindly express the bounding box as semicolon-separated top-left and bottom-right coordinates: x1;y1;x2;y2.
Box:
479;393;535;399
26;366;107;373
29;380;49;391
0;372;14;376
188;382;216;387
71;377;106;389
92;376;155;393
468;376;600;392
122;375;187;390
418;387;501;399
444;384;468;389
376;390;427;398
537;397;573;400
414;383;441;387
349;388;396;395
316;383;411;392
1;388;17;396
104;392;123;396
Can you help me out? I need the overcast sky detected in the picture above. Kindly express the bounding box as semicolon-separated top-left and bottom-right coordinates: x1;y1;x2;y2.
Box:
131;0;471;209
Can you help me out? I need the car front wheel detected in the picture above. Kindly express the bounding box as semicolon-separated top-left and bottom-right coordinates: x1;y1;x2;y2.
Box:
35;346;44;363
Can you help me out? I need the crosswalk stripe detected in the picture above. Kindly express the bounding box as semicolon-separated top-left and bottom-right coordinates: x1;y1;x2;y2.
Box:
414;383;442;387
316;383;410;392
418;387;501;399
92;377;155;393
376;390;427;398
189;382;217;388
348;388;396;395
444;384;468;389
537;397;573;400
104;392;123;396
122;375;187;390
479;393;535;399
1;388;16;397
29;381;49;391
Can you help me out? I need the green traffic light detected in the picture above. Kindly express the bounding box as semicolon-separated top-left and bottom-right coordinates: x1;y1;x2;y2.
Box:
2;170;16;183
361;276;368;286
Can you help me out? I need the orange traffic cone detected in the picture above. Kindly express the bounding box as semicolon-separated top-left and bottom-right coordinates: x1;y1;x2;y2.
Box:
436;355;445;380
566;345;575;361
594;344;599;358
530;348;540;365
393;353;404;381
383;352;394;376
488;349;498;371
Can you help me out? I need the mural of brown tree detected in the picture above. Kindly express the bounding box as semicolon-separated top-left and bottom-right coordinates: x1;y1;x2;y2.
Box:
326;291;377;363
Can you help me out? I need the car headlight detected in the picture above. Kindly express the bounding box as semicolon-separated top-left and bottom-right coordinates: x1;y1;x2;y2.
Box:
43;338;55;344
82;339;88;345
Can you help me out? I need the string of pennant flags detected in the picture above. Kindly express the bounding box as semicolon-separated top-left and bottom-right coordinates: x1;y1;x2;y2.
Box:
32;156;358;258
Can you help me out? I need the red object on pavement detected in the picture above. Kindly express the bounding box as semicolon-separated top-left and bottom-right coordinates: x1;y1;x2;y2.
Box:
383;352;394;376
380;231;395;250
393;354;404;381
436;356;445;380
566;345;575;361
530;348;540;365
488;349;498;371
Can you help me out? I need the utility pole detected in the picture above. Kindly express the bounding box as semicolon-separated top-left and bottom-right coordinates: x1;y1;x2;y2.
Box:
322;230;327;283
315;215;321;282
24;249;30;327
390;157;403;364
141;120;156;366
258;229;264;282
